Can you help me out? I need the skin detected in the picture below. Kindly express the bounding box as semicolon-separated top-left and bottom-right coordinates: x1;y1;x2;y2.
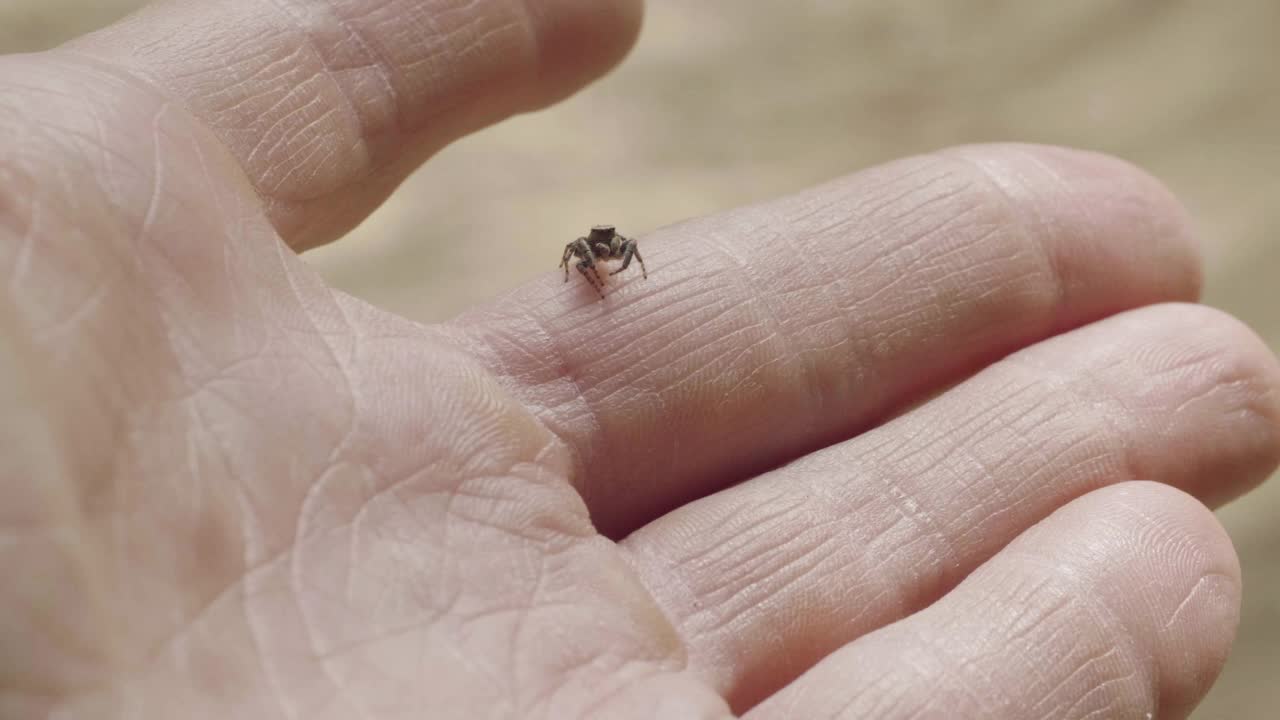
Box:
1;1;1278;718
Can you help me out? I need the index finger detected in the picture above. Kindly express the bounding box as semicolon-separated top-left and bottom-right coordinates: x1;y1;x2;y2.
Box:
452;144;1203;536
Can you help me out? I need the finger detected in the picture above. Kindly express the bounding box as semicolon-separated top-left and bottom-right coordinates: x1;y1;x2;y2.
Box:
66;0;643;249
745;482;1241;720
456;144;1203;536
623;302;1280;710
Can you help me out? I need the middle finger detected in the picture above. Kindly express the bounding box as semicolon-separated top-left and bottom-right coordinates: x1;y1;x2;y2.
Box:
623;302;1280;710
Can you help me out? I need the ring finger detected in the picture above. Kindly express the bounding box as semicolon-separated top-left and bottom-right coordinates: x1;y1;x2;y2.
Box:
748;481;1241;719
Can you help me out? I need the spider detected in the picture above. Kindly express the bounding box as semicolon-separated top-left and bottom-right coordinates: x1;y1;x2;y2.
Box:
559;225;647;297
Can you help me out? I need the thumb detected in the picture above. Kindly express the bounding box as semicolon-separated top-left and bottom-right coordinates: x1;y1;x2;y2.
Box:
68;0;644;250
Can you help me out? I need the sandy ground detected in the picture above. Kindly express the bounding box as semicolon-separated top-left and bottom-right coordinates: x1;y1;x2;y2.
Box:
4;1;1278;717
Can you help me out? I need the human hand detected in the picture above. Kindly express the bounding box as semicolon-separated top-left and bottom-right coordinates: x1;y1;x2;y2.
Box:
3;1;1278;718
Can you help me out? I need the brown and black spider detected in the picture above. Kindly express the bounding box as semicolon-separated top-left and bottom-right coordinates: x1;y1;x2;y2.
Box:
559;225;647;297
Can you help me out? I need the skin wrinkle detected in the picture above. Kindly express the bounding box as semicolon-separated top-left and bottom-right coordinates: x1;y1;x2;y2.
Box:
203;45;317;123
242;573;324;720
858;171;976;256
616;501;789;663
1033;645;1123;718
878;183;986;267
899;624;1005;718
30;275;109;346
988;596;1099;716
586;283;735;378
939;149;1069;327
1162;571;1236;632
955;358;1120;498
813;543;1152;719
621;308;760;403
688;531;832;634
291;504;383;720
283;272;362;463
1026;657;1129;720
1145;335;1280;479
38;50;267;233
233;557;299;716
1012;150;1135;293
1000;351;1143;483
268;128;344;199
249;0;379;191
997;554;1159;716
943;382;1055;506
849;161;1029;353
763;225;857;423
314;0;403;122
529;286;744;511
858;213;998;313
676;325;778;439
784;157;952;236
820;177;990;390
586;286;744;396
244;84;339;172
953;435;1103;550
645;471;908;700
365;0;533;139
570;262;791;512
939;371;1111;544
860;472;951;596
520;299;607;505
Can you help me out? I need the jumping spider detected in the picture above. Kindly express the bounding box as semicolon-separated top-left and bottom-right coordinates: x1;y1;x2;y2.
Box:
560;225;647;297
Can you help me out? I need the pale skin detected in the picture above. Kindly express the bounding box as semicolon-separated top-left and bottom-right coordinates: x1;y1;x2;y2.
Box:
2;1;1279;719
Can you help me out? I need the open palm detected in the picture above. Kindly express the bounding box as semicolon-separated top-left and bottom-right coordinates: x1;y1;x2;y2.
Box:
3;2;1278;718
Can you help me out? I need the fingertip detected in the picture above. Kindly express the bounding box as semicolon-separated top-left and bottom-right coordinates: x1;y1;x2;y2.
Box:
525;0;644;106
1048;480;1242;714
1133;304;1280;504
1038;302;1280;507
944;143;1204;314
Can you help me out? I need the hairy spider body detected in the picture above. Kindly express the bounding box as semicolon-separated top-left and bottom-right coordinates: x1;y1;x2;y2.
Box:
559;225;647;297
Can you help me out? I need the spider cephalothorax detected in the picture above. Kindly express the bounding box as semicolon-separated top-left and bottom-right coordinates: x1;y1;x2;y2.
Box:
559;225;647;297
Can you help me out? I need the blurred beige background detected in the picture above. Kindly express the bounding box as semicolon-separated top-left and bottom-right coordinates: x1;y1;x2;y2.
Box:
4;1;1278;717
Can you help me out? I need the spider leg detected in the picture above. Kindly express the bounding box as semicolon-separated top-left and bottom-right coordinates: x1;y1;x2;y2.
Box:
560;242;577;282
562;238;591;282
609;239;647;279
576;259;606;298
608;244;633;275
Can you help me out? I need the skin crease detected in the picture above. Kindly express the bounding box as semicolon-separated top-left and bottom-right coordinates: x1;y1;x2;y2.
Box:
0;2;1278;720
